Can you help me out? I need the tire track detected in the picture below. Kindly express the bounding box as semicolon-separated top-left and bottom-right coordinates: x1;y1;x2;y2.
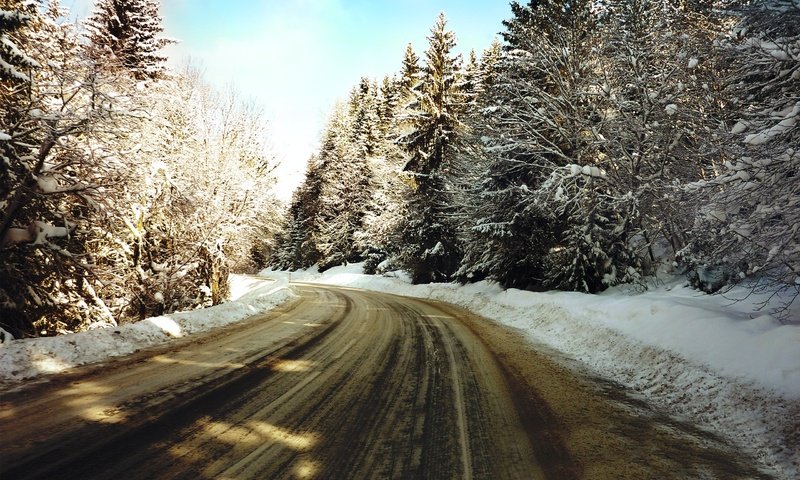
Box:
3;283;765;480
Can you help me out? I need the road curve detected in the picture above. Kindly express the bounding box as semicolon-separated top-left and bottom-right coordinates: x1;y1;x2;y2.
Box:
0;283;771;479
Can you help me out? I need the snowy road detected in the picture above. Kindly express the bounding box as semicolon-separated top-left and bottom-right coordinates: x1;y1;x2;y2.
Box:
0;284;770;479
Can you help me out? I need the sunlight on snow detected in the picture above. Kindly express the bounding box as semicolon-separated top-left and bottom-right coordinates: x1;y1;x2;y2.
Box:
32;355;72;374
250;421;317;450
293;458;319;479
147;316;183;337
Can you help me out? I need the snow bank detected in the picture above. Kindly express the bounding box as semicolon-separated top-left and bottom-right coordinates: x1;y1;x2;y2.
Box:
0;275;295;383
263;264;799;479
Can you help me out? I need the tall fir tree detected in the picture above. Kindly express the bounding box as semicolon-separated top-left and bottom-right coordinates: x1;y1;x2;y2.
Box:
458;0;645;292
396;13;465;283
85;0;171;79
399;43;420;99
0;0;40;83
479;38;502;94
271;155;327;270
315;100;373;270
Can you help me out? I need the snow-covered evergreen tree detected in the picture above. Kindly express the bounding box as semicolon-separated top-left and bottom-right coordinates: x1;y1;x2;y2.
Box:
272;155;327;270
479;38;502;94
272;85;378;272
358;75;411;274
315;98;373;270
0;0;39;82
395;13;465;283
399;43;420;99
85;0;171;79
458;0;644;292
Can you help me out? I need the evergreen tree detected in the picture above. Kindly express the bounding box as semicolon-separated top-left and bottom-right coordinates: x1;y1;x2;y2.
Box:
0;0;40;83
479;38;502;93
272;86;378;272
375;74;400;146
396;13;465;283
315;100;373;270
399;43;420;99
359;75;411;274
271;155;326;270
85;0;171;79
458;0;643;292
460;49;480;108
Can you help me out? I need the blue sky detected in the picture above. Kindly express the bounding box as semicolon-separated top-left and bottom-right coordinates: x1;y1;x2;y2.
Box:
68;0;512;197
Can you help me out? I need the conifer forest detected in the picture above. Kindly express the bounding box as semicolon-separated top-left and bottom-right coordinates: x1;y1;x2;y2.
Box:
272;4;798;309
1;0;798;340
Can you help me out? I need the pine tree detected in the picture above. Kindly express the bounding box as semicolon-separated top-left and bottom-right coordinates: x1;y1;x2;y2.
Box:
460;49;480;111
399;43;420;99
85;0;171;79
315;100;373;270
395;13;465;283
0;0;40;83
457;0;644;292
479;38;502;93
272;85;379;272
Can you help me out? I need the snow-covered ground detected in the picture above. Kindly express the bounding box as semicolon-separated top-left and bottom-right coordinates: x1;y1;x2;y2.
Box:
1;265;797;477
267;264;799;480
0;276;295;384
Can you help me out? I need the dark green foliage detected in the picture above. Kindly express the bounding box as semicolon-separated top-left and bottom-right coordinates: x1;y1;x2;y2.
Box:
394;13;466;283
85;0;171;79
0;0;39;82
399;179;462;284
459;0;626;291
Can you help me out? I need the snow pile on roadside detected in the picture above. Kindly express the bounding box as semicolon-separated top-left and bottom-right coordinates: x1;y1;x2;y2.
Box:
268;264;799;479
0;275;295;383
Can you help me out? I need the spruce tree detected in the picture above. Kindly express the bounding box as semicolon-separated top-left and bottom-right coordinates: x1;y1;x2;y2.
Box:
271;155;326;270
458;0;645;292
479;38;502;93
0;0;39;83
85;0;171;79
315;100;373;270
396;13;465;283
399;43;420;99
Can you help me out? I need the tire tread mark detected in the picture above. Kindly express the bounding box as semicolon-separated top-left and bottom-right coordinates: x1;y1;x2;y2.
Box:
0;293;353;480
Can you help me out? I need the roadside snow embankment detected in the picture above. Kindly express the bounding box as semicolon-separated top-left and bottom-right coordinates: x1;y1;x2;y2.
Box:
271;264;799;479
0;275;295;383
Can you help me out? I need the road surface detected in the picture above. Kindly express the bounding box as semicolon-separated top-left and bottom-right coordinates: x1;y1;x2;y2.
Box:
0;283;770;479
